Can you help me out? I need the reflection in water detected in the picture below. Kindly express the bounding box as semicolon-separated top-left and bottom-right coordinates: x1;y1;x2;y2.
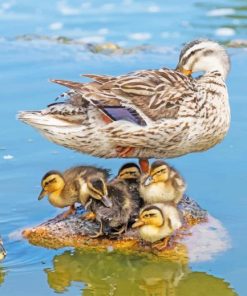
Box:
0;267;6;286
45;250;236;296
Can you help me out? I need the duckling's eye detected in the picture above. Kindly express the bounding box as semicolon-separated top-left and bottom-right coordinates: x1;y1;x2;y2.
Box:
149;213;156;217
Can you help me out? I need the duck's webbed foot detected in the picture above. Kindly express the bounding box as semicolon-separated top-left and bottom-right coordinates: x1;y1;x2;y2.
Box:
89;221;104;238
59;205;76;220
116;146;135;157
81;211;96;221
111;224;127;236
152;237;170;251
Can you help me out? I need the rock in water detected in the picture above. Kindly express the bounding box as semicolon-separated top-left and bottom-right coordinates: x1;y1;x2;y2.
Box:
22;196;230;263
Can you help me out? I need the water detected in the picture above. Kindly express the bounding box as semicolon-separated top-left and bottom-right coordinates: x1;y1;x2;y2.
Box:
0;0;246;295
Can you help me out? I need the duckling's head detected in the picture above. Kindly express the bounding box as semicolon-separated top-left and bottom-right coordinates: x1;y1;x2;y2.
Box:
132;205;164;228
0;237;6;261
143;160;171;187
117;163;141;181
177;39;230;79
38;171;65;200
87;177;113;208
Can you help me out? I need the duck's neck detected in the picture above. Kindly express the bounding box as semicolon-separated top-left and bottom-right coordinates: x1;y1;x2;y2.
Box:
197;57;227;79
48;190;65;208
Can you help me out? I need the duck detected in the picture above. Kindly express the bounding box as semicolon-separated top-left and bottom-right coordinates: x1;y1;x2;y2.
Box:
84;176;135;237
116;162;143;222
38;165;110;219
132;203;182;250
18;39;230;173
140;160;186;205
0;236;6;261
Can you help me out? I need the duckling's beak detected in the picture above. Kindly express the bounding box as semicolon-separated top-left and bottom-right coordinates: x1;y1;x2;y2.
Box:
0;242;6;261
144;176;153;186
132;219;145;228
38;189;46;200
101;196;113;208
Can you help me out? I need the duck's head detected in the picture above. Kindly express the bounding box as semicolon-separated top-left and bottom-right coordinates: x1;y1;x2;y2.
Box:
0;237;6;261
142;160;171;187
132;205;164;228
117;163;141;181
176;39;230;79
38;171;65;200
87;177;113;208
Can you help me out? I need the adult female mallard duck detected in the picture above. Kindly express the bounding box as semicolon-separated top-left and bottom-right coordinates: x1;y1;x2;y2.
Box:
19;40;230;172
140;160;186;205
132;203;182;250
38;166;110;219
84;177;135;237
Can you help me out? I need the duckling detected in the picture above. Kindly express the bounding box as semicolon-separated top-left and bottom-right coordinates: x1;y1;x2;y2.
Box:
116;162;143;222
0;237;6;261
85;177;135;237
38;166;110;219
132;203;182;250
140;160;186;205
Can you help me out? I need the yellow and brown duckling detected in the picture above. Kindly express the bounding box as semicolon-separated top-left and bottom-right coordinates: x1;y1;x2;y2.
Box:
116;162;143;222
85;177;135;237
0;237;6;261
132;203;182;250
140;160;186;205
38;166;110;219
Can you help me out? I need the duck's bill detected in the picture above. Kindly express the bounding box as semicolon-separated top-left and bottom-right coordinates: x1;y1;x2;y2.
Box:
144;176;153;186
132;220;145;228
38;189;46;200
176;67;192;76
101;196;113;208
0;243;6;261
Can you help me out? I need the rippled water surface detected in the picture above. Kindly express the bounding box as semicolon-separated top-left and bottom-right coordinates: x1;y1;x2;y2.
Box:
0;0;247;295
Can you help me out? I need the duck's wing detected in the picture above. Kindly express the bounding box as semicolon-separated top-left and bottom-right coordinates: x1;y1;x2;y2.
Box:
51;68;196;126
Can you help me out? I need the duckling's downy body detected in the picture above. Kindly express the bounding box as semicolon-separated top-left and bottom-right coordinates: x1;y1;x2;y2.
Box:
140;160;186;205
116;162;143;221
39;166;110;217
132;203;182;243
86;177;135;236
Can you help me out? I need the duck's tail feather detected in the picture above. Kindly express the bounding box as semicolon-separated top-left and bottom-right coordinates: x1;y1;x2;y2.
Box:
18;110;79;128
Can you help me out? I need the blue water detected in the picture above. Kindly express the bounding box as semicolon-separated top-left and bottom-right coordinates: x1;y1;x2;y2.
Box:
0;0;247;295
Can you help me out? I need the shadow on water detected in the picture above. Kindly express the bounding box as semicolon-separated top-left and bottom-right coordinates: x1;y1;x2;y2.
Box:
44;250;236;296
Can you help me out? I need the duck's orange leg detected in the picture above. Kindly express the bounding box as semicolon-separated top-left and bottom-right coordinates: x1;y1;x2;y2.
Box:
82;211;96;221
139;158;149;173
116;146;135;157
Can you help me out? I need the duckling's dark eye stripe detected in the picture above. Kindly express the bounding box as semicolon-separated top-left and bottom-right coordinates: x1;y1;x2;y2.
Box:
44;178;56;186
152;168;167;176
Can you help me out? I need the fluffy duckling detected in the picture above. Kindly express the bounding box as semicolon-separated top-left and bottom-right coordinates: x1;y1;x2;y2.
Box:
85;177;135;237
140;160;186;205
132;203;182;250
116;162;143;222
0;237;6;261
38;166;110;218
